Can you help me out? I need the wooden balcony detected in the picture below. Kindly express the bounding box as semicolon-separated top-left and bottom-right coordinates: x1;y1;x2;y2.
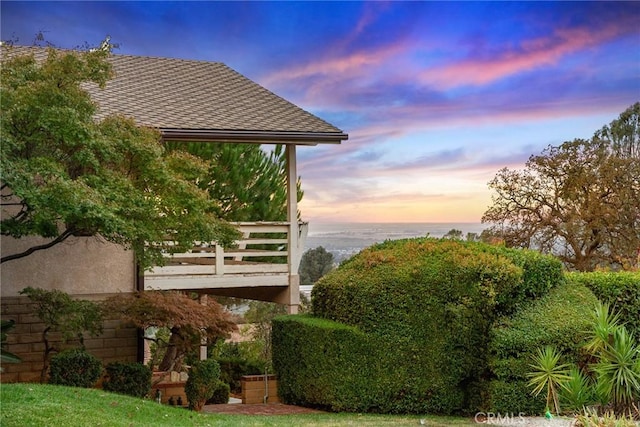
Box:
143;222;308;292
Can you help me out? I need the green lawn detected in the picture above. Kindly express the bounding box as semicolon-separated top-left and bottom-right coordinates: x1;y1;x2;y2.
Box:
0;383;475;426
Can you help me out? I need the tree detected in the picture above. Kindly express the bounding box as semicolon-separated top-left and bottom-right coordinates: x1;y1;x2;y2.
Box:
20;287;104;383
482;103;640;271
442;229;463;240
0;45;239;268
299;246;334;286
243;300;287;368
103;291;237;373
166;142;302;222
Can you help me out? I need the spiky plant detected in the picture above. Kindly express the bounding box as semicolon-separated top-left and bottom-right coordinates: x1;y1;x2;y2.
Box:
594;326;640;415
584;302;622;356
528;345;572;415
560;365;593;412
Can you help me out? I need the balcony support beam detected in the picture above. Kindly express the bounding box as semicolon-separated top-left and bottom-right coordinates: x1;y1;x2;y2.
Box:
286;144;300;314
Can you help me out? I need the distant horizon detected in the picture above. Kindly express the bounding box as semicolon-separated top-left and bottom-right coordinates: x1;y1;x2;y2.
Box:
3;2;636;223
306;220;484;225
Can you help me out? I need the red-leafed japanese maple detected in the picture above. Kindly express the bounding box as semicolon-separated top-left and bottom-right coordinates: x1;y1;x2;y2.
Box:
105;291;237;373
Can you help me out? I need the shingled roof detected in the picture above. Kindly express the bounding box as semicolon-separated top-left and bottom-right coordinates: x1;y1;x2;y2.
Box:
3;46;348;145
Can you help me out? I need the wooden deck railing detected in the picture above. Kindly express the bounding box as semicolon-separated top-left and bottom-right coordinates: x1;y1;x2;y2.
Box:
144;222;308;290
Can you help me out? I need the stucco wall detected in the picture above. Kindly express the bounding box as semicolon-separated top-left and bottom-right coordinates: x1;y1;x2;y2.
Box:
1;236;139;383
1;235;136;297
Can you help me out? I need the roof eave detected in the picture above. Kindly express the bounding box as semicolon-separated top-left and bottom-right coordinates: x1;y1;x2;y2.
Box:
160;129;348;145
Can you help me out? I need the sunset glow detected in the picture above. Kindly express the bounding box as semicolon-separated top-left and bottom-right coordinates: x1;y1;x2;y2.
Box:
2;1;638;223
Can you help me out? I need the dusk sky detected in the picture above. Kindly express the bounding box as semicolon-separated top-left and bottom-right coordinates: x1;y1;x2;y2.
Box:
2;1;639;223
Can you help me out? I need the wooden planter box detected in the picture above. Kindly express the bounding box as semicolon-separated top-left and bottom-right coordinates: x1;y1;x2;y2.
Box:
241;374;279;404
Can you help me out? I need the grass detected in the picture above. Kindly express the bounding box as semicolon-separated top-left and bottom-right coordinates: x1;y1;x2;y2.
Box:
0;383;475;426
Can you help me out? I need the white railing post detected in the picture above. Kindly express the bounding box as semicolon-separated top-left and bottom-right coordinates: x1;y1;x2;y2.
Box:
286;145;300;314
215;243;224;276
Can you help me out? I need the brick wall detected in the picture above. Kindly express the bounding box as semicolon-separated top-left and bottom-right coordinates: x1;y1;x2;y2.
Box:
0;296;138;383
241;374;280;404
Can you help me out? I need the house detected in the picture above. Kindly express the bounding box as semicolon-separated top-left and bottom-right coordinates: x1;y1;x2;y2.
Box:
0;46;347;382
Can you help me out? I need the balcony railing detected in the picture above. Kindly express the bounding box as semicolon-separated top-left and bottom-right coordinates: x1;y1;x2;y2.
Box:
143;222;308;291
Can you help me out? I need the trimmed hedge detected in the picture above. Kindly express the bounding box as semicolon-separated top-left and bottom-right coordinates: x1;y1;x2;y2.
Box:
566;271;640;340
49;348;103;388
486;281;598;413
274;238;563;414
102;362;152;398
272;315;384;412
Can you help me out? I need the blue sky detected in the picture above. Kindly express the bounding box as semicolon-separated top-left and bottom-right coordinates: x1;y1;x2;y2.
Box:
2;1;639;223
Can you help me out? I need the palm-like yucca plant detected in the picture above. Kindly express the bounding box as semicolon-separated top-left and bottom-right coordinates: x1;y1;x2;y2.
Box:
528;345;572;415
584;302;622;356
594;326;640;414
560;365;593;412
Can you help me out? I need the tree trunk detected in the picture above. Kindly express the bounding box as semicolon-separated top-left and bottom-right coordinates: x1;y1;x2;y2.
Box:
158;327;182;372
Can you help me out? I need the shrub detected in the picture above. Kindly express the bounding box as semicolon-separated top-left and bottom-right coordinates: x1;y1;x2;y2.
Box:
185;359;221;411
567;271;640;339
20;287;104;383
487;281;598;414
560;366;594;413
206;380;230;404
48;348;102;388
275;239;563;414
216;356;264;394
102;362;152;398
272;315;382;412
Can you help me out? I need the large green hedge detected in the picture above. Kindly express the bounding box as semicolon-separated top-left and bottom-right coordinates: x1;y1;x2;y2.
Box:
272;315;383;412
486;281;598;413
566;271;640;341
274;238;564;414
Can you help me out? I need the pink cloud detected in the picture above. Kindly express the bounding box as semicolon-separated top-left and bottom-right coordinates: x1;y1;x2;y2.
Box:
419;22;632;89
261;41;409;90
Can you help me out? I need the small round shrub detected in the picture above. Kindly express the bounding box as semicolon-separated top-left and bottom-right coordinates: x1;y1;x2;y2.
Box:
103;362;152;398
206;380;230;404
49;348;102;388
185;359;221;411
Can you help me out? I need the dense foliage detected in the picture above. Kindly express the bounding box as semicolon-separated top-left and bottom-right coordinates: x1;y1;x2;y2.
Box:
0;45;239;267
299;246;334;286
103;291;237;372
216;356;264;394
566;271;640;340
488;281;598;413
522;302;640;416
102;362;152;398
48;348;103;388
482;103;640;271
274;238;563;414
184;358;221;411
273;315;382;412
20;286;103;382
165;142;302;222
206;380;231;405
